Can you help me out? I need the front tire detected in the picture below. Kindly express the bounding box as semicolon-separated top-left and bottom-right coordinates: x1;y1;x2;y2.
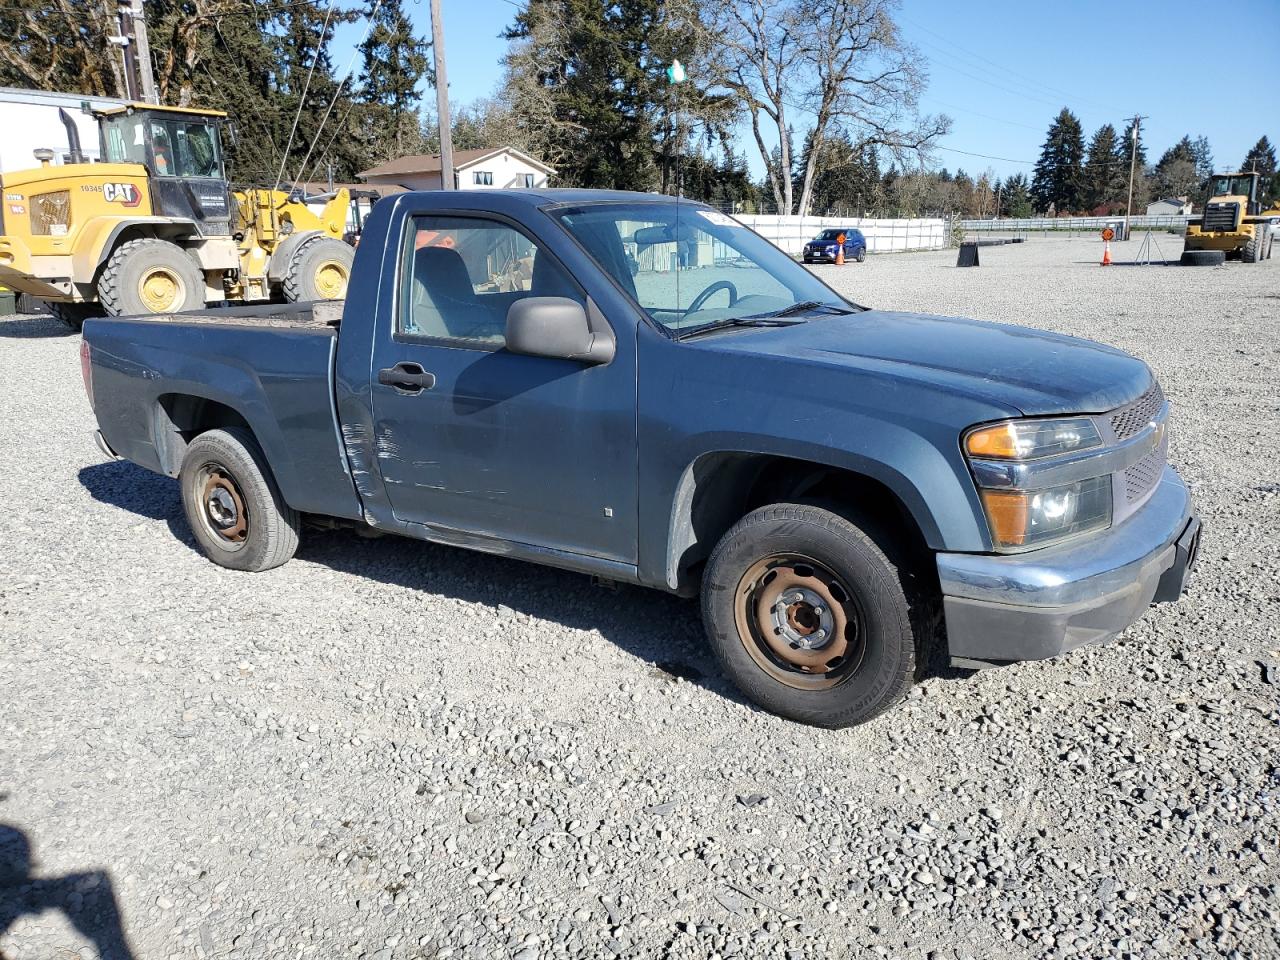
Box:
98;238;206;316
1243;230;1264;263
701;503;918;728
179;427;299;572
283;237;354;302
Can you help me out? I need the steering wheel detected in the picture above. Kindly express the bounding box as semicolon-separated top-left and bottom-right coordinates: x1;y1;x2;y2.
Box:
686;280;739;314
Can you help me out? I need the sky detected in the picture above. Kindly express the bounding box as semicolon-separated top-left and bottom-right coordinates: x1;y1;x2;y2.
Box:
333;0;1280;182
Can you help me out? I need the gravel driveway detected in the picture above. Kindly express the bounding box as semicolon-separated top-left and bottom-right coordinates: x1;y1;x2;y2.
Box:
2;238;1277;960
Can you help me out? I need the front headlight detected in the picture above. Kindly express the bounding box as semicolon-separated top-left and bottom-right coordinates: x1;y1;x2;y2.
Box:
965;417;1113;552
965;417;1101;460
979;476;1112;550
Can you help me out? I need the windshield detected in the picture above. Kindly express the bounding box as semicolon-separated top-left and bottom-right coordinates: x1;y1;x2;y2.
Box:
552;202;853;336
814;229;847;242
1210;175;1255;199
149;118;223;178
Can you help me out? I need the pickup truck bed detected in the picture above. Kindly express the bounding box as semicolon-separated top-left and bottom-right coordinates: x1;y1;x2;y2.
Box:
87;301;361;522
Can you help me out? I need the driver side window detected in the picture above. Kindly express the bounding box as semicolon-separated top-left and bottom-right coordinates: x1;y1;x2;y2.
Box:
398;215;583;348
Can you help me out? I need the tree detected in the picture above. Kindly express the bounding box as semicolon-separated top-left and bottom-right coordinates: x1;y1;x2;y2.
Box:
503;0;712;190
1242;136;1278;205
1030;108;1085;214
706;0;948;215
356;0;432;163
1151;135;1200;202
1082;124;1125;213
1004;172;1033;218
0;0;125;97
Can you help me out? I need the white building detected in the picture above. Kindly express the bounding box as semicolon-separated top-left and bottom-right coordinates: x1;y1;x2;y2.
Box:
0;86;130;173
357;147;555;192
1146;197;1193;216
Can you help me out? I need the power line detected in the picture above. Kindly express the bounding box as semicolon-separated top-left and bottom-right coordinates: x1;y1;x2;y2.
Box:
899;14;1116;114
272;0;338;193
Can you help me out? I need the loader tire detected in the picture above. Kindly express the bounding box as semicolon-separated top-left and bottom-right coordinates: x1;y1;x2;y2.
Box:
49;302;103;332
1243;230;1263;263
1180;249;1225;267
282;237;353;303
98;238;206;316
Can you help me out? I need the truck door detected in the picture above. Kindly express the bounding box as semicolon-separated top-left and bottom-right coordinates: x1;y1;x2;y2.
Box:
368;211;638;564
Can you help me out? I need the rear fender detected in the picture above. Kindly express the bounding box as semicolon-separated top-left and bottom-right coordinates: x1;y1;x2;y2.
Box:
73;216;199;281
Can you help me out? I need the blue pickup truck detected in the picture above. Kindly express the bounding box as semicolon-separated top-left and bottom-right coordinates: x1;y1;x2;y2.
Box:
81;189;1200;727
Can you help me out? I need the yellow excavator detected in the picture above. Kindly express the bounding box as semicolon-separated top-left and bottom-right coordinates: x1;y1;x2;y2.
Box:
0;102;355;328
1182;171;1277;265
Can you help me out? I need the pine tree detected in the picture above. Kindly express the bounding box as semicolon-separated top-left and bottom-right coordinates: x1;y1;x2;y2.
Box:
1030;108;1085;214
357;0;432;163
1243;135;1278;206
1082;124;1124;213
1004;172;1032;218
1115;118;1148;213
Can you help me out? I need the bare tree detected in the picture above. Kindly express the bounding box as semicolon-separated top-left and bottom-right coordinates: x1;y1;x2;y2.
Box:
707;0;949;215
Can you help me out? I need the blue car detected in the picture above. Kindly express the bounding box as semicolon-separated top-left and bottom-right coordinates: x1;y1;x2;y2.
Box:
803;228;866;264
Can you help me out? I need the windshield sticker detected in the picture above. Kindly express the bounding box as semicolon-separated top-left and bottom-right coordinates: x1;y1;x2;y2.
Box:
697;210;737;228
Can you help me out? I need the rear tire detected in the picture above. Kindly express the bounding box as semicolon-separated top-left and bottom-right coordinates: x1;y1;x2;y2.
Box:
701;503;918;728
283;237;354;302
98;238;206;316
856;247;866;263
179;427;299;572
1180;249;1225;267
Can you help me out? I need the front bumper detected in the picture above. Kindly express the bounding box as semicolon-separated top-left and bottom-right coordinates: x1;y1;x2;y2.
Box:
937;466;1199;667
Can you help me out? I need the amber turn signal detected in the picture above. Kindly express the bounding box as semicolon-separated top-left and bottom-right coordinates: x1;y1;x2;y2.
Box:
980;489;1030;546
966;423;1021;459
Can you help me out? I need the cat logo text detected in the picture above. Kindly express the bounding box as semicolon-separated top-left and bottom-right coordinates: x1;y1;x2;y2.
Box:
103;183;142;207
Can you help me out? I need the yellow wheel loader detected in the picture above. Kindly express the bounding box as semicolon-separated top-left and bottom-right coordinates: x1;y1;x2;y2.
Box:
0;103;355;328
1181;171;1278;266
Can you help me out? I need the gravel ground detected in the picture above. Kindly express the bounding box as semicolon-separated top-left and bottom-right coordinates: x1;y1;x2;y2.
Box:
2;237;1278;960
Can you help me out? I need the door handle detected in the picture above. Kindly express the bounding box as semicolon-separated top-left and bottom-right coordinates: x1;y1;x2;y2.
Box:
378;362;436;393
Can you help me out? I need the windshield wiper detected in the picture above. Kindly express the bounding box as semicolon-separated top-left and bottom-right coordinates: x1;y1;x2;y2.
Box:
672;316;806;341
755;300;860;318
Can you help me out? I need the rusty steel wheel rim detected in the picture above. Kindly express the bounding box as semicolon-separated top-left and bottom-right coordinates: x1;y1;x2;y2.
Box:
733;554;866;690
198;465;249;547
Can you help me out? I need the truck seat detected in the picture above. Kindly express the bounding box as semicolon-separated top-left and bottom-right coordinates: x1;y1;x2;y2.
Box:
409;246;502;341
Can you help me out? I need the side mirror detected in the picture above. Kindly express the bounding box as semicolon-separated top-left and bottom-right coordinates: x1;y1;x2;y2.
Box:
506;297;615;365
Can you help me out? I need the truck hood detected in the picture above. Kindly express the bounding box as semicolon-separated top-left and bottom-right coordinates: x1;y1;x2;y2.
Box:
711;310;1153;416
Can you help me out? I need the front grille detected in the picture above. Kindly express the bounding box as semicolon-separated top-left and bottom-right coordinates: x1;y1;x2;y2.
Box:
1111;382;1165;440
1201;202;1238;233
1123;434;1166;502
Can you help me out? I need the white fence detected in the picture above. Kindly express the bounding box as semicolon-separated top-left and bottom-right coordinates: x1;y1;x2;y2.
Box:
961;215;1192;234
731;215;949;256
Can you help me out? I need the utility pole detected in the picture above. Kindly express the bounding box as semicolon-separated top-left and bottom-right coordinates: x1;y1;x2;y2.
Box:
430;0;454;189
114;1;139;100
130;0;159;104
114;0;158;103
1124;115;1145;239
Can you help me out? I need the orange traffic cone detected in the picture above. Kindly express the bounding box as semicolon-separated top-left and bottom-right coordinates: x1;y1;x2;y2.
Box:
1101;239;1112;266
835;233;846;265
